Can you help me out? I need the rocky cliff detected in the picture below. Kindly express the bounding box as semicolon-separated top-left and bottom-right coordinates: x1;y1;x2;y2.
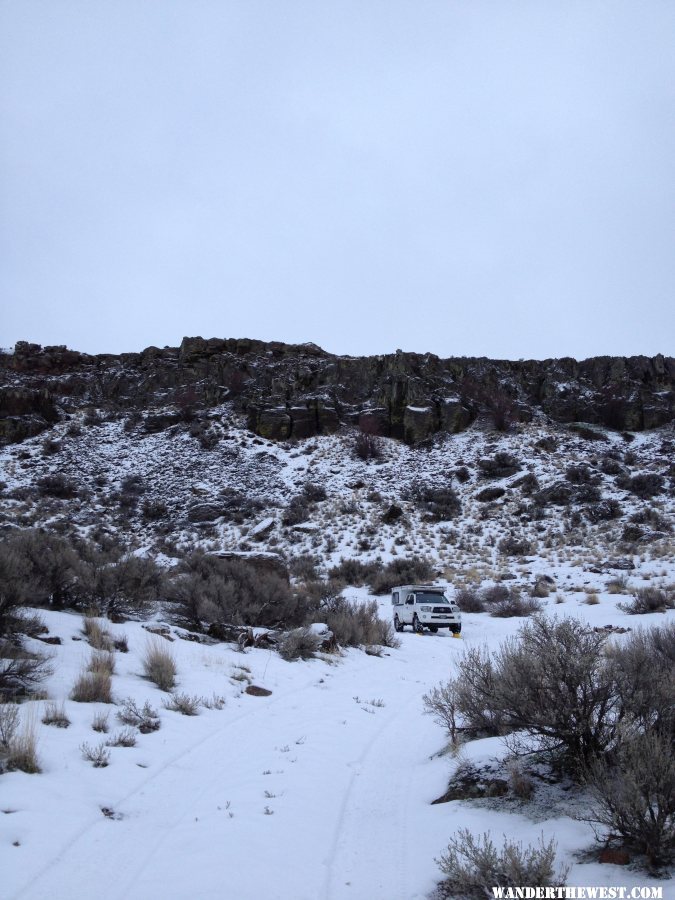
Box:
1;338;673;445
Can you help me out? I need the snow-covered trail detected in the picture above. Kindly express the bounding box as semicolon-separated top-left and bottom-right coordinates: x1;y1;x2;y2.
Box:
13;627;466;900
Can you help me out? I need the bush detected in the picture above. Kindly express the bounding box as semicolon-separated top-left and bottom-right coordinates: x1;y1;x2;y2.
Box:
42;701;70;728
282;495;310;526
70;669;113;703
430;618;621;770
586;731;675;866
475;487;505;503
80;741;110;767
142;639;177;691
0;642;53;701
619;587;675;615
627;473;664;499
354;429;382;461
106;727;137;747
477;452;521;478
80;555;165;618
171;554;301;631
312;598;398;649
408;484;461;521
163;693;201;715
454;466;470;483
117;698;160;733
489;592;542;618
367;557;435;595
37;473;78;499
565;464;594;484
83;618;114;651
88;650;115;677
455;587;485;613
5;709;41;774
279;627;323;661
327;558;380;587
0;530;82;613
497;534;533;557
436;829;568;897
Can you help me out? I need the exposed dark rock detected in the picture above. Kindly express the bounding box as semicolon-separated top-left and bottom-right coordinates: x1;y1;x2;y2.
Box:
1;340;673;446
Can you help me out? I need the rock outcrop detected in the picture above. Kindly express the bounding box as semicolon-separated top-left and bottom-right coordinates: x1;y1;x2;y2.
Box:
1;339;673;446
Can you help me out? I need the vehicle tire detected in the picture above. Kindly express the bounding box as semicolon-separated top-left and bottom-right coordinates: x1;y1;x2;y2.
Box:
429;625;438;633
451;625;462;635
394;615;403;632
413;614;424;634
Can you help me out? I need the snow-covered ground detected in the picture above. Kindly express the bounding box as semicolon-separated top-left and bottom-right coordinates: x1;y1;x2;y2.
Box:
3;587;673;899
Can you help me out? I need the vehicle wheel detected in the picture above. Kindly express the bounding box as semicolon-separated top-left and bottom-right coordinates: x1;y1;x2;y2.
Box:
451;625;462;635
394;615;403;632
429;625;438;633
413;614;424;634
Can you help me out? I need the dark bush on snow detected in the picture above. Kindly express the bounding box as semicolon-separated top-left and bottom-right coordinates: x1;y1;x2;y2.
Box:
0;530;83;616
454;466;471;483
584;499;622;524
497;534;533;557
36;474;78;499
626;473;665;499
477;452;521;479
475;486;505;503
353;429;382;461
565;464;595;485
585;731;675;867
79;554;165;617
328;558;381;587
408;483;461;521
170;553;303;630
512;472;539;495
534;482;573;507
455;586;485;613
618;587;675;615
367;557;436;595
489;592;542;618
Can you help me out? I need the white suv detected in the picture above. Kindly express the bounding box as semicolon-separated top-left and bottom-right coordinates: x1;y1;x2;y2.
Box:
391;584;461;634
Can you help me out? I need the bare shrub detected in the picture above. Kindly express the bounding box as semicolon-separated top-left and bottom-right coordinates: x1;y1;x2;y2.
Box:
497;534;533;557
80;741;110;767
42;701;70;728
106;727;137;747
489;592;542;618
36;473;78;499
70;669;112;703
627;473;664;499
279;627;323;661
606;576;628;594
508;762;535;800
585;591;600;605
619;587;675;615
367;556;435;595
423;681;460;745
475;486;505;503
142;640;177;691
477;452;521;478
327;558;380;587
313;598;398;649
585;731;675;866
436;829;567;898
354;428;382;461
163;693;202;715
408;484;461;521
0;642;53;701
117;698;160;733
0;702;19;747
455;586;485;613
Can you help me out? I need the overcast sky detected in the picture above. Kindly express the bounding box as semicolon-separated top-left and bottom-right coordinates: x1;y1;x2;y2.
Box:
1;1;674;360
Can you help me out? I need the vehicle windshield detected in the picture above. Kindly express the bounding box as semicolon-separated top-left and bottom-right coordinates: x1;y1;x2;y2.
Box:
414;592;448;604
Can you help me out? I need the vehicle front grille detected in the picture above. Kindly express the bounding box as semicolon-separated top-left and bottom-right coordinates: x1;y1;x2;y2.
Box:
433;607;450;614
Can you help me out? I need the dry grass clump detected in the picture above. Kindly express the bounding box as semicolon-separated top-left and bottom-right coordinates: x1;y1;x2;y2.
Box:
3;706;41;773
83;618;114;652
105;727;137;747
606;576;629;594
163;693;201;715
42;700;70;728
142;639;177;691
585;591;600;605
88;651;115;677
92;711;109;733
70;669;112;703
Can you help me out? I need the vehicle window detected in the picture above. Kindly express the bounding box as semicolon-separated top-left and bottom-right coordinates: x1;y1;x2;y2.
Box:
392;592;400;605
414;592;448;604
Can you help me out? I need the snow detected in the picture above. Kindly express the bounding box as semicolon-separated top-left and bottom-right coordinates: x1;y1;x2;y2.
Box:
3;589;674;899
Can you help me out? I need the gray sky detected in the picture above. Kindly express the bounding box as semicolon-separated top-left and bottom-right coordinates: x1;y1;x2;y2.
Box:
2;1;674;360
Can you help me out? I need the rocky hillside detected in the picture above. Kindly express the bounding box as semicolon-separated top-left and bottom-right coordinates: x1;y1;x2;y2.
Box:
1;338;674;446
